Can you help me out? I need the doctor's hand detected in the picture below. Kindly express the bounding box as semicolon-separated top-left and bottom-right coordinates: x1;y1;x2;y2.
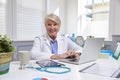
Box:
50;53;69;60
50;50;81;60
65;50;81;59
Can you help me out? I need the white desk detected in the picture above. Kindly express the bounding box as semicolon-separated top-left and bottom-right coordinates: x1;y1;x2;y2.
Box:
0;58;119;80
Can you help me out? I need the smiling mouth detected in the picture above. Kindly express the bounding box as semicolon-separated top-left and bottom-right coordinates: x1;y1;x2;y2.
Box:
49;30;56;33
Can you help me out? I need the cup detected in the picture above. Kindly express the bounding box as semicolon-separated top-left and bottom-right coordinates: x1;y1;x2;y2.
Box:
18;51;30;69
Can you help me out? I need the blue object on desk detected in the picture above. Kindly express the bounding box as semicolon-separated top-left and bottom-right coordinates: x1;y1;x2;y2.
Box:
100;50;113;56
70;33;75;42
32;78;42;80
35;66;71;74
32;78;48;80
27;66;71;74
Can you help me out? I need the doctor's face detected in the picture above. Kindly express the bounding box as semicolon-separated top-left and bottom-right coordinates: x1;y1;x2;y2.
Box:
45;19;60;40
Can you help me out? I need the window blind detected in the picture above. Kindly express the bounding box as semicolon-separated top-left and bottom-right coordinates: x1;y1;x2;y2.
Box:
0;2;6;35
16;0;45;40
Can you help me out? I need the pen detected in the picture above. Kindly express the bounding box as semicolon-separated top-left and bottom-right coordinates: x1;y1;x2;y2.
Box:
79;63;96;72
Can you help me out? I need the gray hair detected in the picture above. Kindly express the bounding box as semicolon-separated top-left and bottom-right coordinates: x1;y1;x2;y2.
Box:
44;13;61;26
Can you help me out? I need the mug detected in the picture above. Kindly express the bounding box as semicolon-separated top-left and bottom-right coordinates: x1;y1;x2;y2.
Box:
18;51;30;69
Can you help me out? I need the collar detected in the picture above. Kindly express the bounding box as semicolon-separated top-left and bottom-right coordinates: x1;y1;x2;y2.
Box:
46;33;58;41
43;33;64;43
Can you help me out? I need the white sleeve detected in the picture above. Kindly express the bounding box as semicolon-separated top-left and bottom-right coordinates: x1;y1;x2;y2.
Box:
65;37;83;53
31;37;53;60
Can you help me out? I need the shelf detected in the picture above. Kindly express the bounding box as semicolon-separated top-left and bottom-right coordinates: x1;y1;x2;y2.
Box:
85;2;109;9
86;13;92;18
85;5;93;9
85;2;109;18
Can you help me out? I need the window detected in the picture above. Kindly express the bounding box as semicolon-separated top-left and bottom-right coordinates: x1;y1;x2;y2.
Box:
78;0;110;39
4;0;66;41
15;0;46;40
0;0;6;35
5;0;46;40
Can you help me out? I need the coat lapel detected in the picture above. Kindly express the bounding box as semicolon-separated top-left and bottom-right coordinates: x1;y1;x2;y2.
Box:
43;34;51;48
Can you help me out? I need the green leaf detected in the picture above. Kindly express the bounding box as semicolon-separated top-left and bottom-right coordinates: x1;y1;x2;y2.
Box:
0;34;14;53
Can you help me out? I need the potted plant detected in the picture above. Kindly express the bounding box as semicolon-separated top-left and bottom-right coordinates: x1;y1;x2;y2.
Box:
0;35;14;75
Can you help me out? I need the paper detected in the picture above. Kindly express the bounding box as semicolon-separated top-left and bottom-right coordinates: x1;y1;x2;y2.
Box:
79;63;120;77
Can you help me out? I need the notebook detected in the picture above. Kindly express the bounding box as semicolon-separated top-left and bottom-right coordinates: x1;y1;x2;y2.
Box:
58;38;104;65
79;58;120;78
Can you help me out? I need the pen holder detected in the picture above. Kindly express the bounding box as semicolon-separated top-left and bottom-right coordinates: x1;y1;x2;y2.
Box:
18;51;30;69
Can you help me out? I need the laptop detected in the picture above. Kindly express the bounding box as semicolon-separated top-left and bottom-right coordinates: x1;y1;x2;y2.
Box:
58;38;104;65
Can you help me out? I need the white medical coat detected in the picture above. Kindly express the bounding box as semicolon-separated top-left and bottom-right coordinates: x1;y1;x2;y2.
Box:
31;34;83;60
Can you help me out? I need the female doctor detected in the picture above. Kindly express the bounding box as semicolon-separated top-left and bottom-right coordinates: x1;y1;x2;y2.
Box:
31;13;83;60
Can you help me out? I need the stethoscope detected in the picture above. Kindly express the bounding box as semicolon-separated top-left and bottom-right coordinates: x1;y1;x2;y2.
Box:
27;66;71;74
36;66;71;74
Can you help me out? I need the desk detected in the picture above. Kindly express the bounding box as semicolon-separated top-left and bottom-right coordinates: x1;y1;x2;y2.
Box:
0;58;119;80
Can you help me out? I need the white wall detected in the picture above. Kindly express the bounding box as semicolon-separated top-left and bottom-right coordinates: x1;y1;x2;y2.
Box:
66;0;78;34
46;0;66;35
109;0;120;39
47;0;78;35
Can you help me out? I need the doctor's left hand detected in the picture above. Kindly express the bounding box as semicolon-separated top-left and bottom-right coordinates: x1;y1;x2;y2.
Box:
50;50;81;60
65;50;81;59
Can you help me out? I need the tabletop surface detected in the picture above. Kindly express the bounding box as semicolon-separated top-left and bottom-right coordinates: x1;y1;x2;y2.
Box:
0;57;120;80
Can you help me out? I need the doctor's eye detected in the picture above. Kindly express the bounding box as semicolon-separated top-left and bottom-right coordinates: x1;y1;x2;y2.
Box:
53;23;57;26
47;23;52;26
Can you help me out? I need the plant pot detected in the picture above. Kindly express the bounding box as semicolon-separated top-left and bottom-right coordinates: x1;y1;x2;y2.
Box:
0;52;13;75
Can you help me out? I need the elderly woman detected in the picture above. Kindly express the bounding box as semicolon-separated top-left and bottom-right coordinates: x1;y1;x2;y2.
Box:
31;13;83;60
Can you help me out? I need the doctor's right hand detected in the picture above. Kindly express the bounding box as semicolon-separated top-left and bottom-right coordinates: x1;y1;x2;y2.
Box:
50;53;68;60
64;50;80;59
50;50;80;60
